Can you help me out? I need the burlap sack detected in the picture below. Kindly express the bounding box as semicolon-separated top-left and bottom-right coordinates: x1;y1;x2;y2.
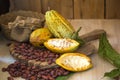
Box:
0;10;45;41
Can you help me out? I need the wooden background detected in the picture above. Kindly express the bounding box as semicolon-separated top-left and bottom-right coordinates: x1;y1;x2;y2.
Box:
9;0;120;19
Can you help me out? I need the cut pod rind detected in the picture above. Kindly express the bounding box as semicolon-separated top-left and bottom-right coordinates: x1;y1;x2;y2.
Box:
56;53;93;72
44;38;79;53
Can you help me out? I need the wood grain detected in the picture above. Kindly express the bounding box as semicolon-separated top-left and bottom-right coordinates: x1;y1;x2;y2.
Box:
41;0;73;19
9;0;15;11
9;0;42;12
106;0;120;19
73;0;104;19
60;0;73;19
41;0;61;14
29;0;41;12
9;0;120;19
13;0;30;10
41;0;49;14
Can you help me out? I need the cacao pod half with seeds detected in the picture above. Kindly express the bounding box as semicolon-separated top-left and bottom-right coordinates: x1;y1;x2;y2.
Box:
56;53;93;71
45;10;84;45
44;38;79;53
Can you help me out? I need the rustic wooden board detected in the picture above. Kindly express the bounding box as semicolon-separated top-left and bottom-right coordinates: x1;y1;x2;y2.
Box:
11;0;30;10
106;0;120;19
10;0;42;12
0;20;120;80
41;0;73;19
73;0;104;19
9;0;120;19
41;0;61;14
41;0;49;13
60;0;73;19
29;0;41;12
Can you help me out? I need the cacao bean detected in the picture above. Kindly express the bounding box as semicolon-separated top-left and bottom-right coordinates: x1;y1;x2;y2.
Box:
7;77;14;80
2;61;70;80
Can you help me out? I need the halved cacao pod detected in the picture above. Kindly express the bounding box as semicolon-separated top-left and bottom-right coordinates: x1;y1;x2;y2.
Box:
45;10;84;45
44;38;79;53
56;53;92;71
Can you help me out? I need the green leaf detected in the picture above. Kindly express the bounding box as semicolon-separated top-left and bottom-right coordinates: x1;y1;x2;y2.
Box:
104;68;120;78
98;33;120;68
55;72;74;80
71;27;85;46
98;33;120;79
71;27;81;40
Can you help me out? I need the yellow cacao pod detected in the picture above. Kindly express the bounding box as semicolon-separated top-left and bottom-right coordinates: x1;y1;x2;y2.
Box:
45;10;75;38
30;28;53;47
44;38;79;53
56;53;93;71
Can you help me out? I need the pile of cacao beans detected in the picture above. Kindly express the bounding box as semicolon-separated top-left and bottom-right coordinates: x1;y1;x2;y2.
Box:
2;42;70;80
2;61;70;80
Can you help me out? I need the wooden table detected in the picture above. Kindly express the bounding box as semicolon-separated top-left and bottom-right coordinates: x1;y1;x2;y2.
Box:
0;20;120;80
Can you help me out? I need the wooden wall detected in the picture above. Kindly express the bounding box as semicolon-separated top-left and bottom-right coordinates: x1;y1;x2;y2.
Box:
106;0;120;19
9;0;120;19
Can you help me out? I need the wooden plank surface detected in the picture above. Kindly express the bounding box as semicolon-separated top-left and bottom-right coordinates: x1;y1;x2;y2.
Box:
60;0;73;19
41;0;61;14
41;0;73;19
9;0;120;19
73;0;104;19
9;0;42;12
0;20;120;80
106;0;120;19
12;0;30;11
29;0;41;12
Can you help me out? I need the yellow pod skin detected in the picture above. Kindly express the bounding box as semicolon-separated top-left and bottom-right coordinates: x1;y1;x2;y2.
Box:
30;28;53;47
45;10;75;38
56;53;93;72
44;38;79;53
